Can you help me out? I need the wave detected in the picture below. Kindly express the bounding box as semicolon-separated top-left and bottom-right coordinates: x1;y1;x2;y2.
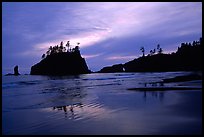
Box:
2;80;42;89
82;77;117;81
2;83;18;88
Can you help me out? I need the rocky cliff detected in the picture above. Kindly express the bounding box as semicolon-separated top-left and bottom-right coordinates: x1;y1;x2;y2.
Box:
30;52;91;75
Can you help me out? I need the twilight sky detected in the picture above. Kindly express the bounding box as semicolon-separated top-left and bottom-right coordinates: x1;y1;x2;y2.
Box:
2;2;202;74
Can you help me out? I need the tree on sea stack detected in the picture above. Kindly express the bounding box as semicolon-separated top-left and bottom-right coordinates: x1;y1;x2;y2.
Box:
43;40;82;56
30;40;91;75
157;44;163;54
140;46;145;57
41;54;46;59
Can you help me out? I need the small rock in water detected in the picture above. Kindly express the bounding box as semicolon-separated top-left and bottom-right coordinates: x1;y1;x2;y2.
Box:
14;65;20;76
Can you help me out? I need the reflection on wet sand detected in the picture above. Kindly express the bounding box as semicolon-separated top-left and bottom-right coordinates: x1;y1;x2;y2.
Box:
129;80;201;91
143;82;164;87
53;103;83;119
2;72;202;135
143;91;165;102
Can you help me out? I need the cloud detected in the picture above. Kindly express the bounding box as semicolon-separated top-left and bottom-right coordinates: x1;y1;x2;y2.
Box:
106;55;138;61
2;2;202;73
82;53;104;59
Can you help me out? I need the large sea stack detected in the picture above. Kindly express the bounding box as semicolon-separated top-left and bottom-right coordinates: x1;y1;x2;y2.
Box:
30;50;91;75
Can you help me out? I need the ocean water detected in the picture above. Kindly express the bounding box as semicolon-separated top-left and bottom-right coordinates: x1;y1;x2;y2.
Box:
2;72;202;135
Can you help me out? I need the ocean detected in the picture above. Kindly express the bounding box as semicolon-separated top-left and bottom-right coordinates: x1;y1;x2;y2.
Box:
2;72;202;135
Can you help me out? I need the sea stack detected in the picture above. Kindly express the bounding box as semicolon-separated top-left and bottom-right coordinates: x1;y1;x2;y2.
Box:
14;65;20;75
30;44;91;75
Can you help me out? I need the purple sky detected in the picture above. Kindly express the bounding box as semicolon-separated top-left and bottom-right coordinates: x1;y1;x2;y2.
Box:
2;2;202;74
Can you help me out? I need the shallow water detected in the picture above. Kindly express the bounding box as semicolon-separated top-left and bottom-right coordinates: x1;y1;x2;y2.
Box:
2;72;202;135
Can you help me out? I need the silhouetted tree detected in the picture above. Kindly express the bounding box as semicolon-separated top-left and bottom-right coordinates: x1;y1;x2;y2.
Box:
196;41;199;45
60;41;63;47
42;40;82;56
157;44;160;49
66;41;70;52
157;44;160;53
193;41;196;46
46;46;52;55
75;46;79;52
42;54;46;59
71;48;74;52
63;46;66;52
157;44;163;54
140;47;145;57
199;37;202;45
56;45;59;53
153;49;156;54
46;50;50;56
59;41;64;53
158;48;163;54
150;50;153;56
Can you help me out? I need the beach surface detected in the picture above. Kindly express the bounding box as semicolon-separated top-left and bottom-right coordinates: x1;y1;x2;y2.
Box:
2;72;202;135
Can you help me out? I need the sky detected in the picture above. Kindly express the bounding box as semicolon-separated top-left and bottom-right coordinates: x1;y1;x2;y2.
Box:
2;2;202;74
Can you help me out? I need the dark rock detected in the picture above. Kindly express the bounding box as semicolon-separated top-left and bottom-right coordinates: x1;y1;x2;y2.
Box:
14;65;20;75
99;37;202;73
124;38;202;72
5;65;20;76
98;64;124;73
30;52;91;75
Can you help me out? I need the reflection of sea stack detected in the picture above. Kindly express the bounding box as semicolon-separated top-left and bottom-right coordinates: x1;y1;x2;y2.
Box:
14;65;20;75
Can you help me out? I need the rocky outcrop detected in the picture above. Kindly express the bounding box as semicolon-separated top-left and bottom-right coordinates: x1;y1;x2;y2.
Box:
5;65;20;76
124;41;202;72
14;65;20;75
98;37;202;73
98;64;124;73
30;52;91;75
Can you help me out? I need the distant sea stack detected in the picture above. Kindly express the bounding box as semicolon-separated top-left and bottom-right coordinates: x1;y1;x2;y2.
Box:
5;65;20;76
98;37;202;73
30;41;91;75
14;65;20;75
